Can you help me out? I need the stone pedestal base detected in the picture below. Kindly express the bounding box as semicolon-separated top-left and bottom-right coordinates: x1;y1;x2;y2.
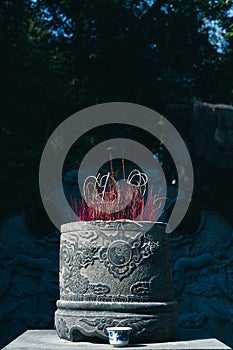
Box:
55;300;178;342
3;329;231;349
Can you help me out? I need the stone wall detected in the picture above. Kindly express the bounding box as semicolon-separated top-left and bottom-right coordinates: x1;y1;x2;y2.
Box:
165;102;233;226
167;102;233;347
0;102;232;348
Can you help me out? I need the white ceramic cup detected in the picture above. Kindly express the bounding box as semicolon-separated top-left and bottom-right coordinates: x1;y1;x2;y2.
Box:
107;326;132;347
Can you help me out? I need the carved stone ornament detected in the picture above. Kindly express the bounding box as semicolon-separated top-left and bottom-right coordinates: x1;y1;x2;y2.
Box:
55;220;178;342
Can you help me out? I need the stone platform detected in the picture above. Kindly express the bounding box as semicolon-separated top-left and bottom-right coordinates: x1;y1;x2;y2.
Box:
3;329;231;349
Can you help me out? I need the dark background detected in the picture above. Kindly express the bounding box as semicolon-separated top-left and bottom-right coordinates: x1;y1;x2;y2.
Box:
1;0;232;225
0;0;233;348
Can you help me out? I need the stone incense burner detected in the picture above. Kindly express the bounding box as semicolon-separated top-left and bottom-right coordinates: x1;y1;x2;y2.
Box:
55;220;178;342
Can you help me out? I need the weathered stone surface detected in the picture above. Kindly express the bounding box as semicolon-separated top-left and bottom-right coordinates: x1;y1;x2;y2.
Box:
165;102;233;170
3;329;231;349
171;210;233;346
165;101;233;227
192;102;233;170
0;213;59;349
55;220;178;342
1;210;233;348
